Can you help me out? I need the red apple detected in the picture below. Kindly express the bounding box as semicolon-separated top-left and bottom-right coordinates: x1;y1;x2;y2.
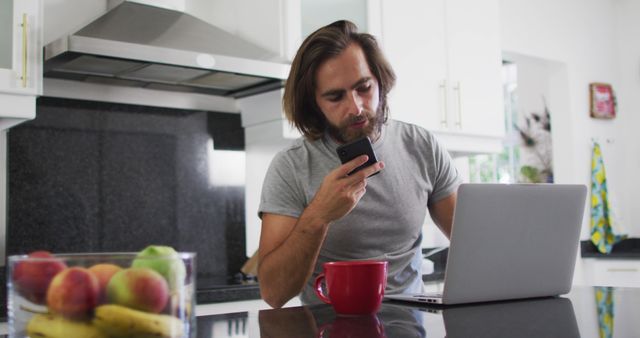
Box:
46;267;100;318
88;263;122;304
12;251;67;305
107;267;169;313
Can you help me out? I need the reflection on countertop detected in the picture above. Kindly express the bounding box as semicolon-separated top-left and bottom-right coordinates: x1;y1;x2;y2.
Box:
196;286;640;338
254;297;578;338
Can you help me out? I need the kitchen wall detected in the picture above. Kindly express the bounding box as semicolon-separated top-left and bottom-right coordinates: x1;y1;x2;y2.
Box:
613;0;640;239
500;0;638;239
7;97;248;278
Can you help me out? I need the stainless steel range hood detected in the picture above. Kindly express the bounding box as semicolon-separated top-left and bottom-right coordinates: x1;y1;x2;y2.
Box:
44;1;290;98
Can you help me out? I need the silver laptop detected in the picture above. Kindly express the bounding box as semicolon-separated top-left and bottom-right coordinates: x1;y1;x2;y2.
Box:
385;183;587;305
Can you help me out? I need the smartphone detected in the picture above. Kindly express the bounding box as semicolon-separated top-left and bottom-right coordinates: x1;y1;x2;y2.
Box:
336;137;380;177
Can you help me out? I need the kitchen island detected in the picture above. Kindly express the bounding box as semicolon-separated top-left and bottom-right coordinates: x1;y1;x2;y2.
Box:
195;285;639;338
1;285;637;337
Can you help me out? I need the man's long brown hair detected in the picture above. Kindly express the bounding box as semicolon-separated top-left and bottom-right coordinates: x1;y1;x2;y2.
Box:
283;20;396;140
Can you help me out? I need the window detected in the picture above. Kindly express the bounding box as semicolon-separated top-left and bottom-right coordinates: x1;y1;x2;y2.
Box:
468;59;553;184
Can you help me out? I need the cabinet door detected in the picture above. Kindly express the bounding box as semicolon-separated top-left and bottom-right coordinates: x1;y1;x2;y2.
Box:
381;0;447;130
0;0;42;96
582;259;640;287
445;0;504;137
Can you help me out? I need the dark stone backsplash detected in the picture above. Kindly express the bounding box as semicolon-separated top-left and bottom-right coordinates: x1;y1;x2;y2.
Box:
6;97;248;282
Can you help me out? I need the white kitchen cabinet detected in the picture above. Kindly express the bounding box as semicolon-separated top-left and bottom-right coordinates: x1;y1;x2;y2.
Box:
296;0;381;59
301;0;368;37
380;0;505;154
581;258;640;288
0;0;42;130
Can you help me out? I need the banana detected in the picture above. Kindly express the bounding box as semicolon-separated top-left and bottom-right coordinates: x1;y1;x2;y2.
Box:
93;304;184;338
26;313;108;338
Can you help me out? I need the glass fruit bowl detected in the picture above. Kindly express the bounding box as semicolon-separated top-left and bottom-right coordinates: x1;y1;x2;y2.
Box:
7;251;196;338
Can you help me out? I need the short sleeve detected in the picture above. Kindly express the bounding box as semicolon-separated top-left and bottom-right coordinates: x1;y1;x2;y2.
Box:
428;133;462;204
258;151;306;219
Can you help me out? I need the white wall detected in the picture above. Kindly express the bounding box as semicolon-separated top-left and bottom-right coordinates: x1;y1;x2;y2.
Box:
613;0;640;240
500;0;636;239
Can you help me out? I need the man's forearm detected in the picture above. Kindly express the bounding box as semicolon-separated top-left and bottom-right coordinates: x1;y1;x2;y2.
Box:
258;211;329;308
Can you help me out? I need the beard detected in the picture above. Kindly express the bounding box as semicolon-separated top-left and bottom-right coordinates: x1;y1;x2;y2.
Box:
326;107;384;144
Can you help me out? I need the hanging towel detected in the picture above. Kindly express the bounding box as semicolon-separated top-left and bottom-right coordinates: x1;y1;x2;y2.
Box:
590;142;626;254
595;287;615;338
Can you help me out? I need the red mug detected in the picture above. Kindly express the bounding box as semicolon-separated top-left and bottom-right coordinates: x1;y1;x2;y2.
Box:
314;260;388;315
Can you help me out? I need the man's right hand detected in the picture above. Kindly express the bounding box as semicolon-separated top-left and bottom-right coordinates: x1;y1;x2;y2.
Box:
258;154;384;308
305;155;384;224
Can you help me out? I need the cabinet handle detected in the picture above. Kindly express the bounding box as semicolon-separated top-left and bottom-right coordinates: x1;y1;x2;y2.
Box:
20;13;28;88
439;80;448;128
453;82;462;129
607;268;639;273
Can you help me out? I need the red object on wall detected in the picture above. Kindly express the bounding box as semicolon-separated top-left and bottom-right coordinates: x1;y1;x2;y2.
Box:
590;83;616;119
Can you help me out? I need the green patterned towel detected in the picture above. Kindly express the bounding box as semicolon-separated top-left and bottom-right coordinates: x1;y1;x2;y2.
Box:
590;142;626;254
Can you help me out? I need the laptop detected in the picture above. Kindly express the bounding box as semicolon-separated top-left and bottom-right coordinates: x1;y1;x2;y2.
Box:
385;183;587;305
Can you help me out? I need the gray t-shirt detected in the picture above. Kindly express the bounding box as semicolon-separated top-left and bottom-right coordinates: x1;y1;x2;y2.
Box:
259;120;461;304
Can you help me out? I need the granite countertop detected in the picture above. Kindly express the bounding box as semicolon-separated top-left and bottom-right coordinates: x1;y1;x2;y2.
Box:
196;282;261;303
580;238;640;258
5;286;637;338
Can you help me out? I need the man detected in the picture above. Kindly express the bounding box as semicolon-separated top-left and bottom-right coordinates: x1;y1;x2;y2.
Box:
258;20;461;308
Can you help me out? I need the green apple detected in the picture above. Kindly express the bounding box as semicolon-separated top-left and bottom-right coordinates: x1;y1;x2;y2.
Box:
131;245;186;290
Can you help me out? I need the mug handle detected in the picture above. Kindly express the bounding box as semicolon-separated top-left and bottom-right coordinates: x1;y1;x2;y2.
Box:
314;273;331;304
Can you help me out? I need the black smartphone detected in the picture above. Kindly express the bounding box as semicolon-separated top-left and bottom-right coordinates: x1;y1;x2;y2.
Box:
336;137;380;177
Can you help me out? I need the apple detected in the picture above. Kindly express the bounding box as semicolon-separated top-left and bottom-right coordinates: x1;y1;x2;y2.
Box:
46;267;100;318
88;263;123;304
131;245;186;291
12;251;67;305
106;267;169;313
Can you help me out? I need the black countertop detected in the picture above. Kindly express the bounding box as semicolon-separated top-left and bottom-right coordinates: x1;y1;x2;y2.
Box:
194;275;261;303
581;238;640;258
196;283;260;304
425;239;640;265
196;285;640;338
